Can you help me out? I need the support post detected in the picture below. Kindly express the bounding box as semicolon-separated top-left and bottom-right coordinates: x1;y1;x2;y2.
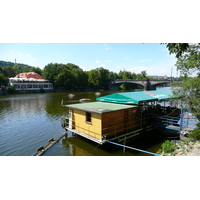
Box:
180;106;183;131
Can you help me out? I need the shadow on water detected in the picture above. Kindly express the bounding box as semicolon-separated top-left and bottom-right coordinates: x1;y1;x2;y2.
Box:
60;129;166;156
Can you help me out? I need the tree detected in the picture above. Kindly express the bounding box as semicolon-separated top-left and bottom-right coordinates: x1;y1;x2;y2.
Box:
65;63;80;70
21;66;30;73
57;68;75;89
72;68;88;89
172;77;200;120
13;64;20;75
118;70;133;79
96;67;109;89
88;69;100;89
30;67;42;75
42;63;66;87
2;66;16;77
165;43;190;58
141;70;147;78
0;73;9;87
108;71;119;80
175;44;200;76
168;43;200;120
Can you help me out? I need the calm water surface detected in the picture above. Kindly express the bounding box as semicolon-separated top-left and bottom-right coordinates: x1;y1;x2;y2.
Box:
0;90;165;156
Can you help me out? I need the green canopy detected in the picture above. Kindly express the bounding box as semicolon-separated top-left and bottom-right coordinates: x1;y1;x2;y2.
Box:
96;90;173;105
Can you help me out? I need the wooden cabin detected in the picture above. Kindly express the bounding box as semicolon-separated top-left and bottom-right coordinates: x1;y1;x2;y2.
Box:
64;102;141;144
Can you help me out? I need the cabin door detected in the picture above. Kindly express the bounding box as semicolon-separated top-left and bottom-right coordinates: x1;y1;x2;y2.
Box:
69;109;73;129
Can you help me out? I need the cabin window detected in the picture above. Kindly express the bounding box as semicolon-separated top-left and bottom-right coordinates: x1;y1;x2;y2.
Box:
86;112;92;123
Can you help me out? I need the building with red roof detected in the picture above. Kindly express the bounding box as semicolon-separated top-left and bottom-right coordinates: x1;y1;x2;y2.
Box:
9;72;53;92
15;72;44;79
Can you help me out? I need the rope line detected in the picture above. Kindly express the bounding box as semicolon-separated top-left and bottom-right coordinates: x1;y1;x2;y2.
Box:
107;141;163;156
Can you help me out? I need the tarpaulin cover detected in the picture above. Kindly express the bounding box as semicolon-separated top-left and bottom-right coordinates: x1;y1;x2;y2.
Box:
96;90;173;104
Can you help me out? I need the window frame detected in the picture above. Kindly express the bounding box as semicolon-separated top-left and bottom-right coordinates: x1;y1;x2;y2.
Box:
86;112;92;124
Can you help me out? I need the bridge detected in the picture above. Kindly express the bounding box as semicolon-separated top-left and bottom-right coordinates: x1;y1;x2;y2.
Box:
110;79;180;90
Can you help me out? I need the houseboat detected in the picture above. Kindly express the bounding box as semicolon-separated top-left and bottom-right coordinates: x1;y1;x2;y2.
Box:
62;90;186;144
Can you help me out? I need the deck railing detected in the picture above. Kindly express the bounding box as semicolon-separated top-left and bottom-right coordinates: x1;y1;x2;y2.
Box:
62;116;149;140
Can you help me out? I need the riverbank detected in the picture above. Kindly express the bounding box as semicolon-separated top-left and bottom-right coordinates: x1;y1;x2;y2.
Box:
176;141;200;156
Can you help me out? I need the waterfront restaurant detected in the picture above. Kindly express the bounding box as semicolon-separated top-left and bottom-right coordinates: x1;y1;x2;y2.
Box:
9;72;53;91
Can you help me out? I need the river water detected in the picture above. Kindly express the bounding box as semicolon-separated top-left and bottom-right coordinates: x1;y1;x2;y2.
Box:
0;90;167;156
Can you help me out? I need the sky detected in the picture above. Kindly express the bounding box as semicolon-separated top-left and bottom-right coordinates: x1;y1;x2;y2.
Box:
1;1;198;78
0;43;178;77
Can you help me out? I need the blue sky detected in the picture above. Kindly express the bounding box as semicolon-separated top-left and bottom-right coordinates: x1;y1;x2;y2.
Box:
0;43;178;76
1;1;198;77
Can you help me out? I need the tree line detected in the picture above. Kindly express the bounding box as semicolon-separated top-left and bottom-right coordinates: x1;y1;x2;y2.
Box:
0;61;148;90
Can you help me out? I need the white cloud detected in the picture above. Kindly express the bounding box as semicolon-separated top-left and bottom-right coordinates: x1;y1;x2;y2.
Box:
96;60;101;63
26;54;31;57
106;60;112;62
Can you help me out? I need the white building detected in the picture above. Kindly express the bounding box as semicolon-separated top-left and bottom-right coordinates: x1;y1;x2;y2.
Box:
9;72;53;91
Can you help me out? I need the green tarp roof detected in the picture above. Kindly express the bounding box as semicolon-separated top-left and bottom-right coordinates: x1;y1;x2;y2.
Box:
66;102;137;114
96;90;173;105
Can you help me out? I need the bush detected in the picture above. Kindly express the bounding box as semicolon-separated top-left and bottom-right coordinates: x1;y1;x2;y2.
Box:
157;140;177;155
162;140;177;153
188;123;200;141
7;86;16;94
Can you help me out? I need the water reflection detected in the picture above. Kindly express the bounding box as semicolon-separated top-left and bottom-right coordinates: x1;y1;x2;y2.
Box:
0;90;165;156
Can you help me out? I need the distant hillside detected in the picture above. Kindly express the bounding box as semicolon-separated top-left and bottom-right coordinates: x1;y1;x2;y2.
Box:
0;60;42;77
0;60;34;69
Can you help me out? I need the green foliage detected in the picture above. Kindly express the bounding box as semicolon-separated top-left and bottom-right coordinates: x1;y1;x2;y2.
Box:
141;70;147;78
57;68;75;89
172;77;200;120
171;44;200;120
108;71;119;80
166;43;190;58
42;63;66;87
72;68;88;89
7;86;16;94
0;61;42;78
0;73;9;87
0;61;34;77
159;140;177;154
0;60;33;69
187;122;200;141
88;69;100;89
175;44;200;76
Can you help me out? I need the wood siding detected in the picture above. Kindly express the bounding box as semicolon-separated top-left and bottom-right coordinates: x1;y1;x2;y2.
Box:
72;108;102;140
102;107;141;138
71;106;141;140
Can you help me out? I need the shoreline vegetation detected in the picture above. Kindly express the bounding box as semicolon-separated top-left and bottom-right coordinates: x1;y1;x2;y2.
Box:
157;123;200;156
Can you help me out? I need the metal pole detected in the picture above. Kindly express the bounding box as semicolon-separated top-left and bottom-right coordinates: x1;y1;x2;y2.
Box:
180;106;183;131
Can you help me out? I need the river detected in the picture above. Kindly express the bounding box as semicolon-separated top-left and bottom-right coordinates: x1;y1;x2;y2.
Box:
0;90;167;156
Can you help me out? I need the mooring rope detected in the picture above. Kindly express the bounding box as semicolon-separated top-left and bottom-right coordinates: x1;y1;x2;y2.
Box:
107;141;163;156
